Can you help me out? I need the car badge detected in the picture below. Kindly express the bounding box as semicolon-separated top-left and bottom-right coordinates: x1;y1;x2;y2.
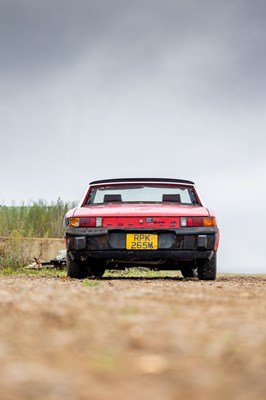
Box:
146;218;153;223
139;219;144;224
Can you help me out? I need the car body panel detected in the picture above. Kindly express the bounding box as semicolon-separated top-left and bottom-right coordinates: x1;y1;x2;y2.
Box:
64;178;219;278
67;203;210;219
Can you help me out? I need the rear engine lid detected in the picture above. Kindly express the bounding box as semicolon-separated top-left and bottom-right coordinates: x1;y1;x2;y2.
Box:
73;203;209;218
70;204;210;228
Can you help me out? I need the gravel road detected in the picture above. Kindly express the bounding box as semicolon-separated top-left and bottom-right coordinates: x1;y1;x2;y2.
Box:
0;274;265;400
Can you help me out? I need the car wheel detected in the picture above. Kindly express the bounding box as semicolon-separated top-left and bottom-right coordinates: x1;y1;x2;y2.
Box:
197;252;217;280
180;266;198;278
91;260;106;278
66;253;88;279
180;262;198;278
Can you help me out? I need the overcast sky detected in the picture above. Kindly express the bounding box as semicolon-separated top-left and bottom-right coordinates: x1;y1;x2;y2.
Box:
0;0;265;273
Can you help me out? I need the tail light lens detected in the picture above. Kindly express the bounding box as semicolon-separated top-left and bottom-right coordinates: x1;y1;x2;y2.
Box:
68;217;80;227
203;217;217;227
79;218;96;227
68;217;102;227
187;217;204;226
180;217;217;227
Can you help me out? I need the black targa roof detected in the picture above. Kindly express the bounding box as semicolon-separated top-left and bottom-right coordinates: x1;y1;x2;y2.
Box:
90;178;194;185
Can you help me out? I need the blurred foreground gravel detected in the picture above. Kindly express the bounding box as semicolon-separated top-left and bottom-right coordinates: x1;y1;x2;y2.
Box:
0;274;265;400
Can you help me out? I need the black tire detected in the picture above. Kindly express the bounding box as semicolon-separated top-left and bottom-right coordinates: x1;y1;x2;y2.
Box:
181;266;198;278
197;252;217;281
66;253;88;279
178;261;198;278
91;260;106;278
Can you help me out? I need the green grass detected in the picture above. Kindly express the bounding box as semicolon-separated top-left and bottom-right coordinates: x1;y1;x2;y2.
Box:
0;199;74;238
0;266;66;277
0;266;179;279
104;268;180;278
1;264;263;279
83;278;101;287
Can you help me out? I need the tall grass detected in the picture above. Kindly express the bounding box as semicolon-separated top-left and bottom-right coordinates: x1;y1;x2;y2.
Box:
0;199;74;238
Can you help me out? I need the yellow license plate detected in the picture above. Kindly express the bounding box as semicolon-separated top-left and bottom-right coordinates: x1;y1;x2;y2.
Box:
126;234;158;250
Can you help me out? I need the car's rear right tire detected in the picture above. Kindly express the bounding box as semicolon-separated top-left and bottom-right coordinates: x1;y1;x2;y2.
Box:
178;261;198;278
197;252;217;280
180;266;198;278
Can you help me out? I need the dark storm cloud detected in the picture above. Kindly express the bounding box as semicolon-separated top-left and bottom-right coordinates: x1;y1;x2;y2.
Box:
1;0;266;98
0;0;119;78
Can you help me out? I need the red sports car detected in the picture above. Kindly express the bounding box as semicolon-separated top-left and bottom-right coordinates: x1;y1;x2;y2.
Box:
64;178;219;280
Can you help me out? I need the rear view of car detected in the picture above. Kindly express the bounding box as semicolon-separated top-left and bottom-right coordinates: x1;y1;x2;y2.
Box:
64;178;219;280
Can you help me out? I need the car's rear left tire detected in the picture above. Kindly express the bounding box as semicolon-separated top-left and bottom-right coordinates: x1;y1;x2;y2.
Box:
66;253;88;279
197;252;217;280
91;260;106;278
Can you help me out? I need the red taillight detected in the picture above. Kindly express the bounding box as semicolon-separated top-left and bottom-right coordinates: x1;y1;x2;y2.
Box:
187;217;203;226
79;217;96;227
181;217;217;227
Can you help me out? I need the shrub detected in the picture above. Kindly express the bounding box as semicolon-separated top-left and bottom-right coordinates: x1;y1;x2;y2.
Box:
0;199;74;238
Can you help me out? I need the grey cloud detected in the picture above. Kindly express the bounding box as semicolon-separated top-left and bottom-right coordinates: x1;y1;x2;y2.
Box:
0;0;112;78
0;0;266;272
1;0;266;88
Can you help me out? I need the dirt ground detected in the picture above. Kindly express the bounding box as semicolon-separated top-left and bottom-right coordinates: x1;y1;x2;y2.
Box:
0;273;265;400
